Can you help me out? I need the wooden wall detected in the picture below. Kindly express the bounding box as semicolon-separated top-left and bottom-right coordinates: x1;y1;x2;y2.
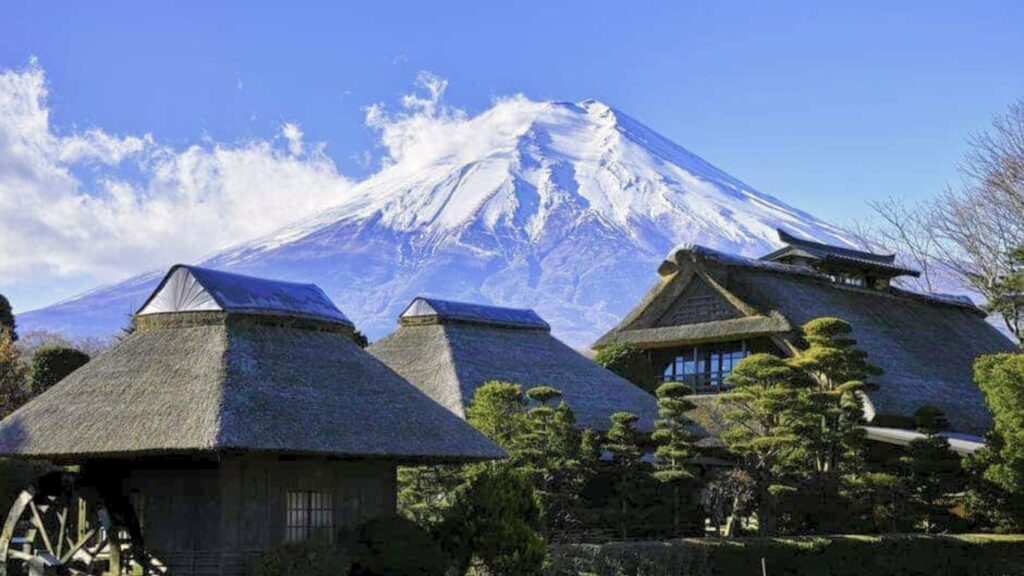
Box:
121;456;397;576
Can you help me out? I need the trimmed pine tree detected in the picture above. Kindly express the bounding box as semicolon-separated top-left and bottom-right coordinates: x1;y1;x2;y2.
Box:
652;381;698;535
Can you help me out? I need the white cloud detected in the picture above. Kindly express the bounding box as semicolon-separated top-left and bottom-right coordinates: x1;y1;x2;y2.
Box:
0;61;352;289
363;70;540;171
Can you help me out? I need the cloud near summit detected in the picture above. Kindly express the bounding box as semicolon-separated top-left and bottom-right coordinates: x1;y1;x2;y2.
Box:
0;61;539;308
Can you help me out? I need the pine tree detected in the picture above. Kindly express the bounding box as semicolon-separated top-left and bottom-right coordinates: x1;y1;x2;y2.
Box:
651;381;698;535
521;385;594;534
722;353;814;535
791;317;881;475
464;380;529;452
985;245;1024;345
603;411;645;538
898;407;964;532
0;294;16;342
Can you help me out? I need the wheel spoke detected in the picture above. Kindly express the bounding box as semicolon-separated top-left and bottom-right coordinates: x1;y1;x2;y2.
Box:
27;501;54;555
60;527;97;564
55;507;67;558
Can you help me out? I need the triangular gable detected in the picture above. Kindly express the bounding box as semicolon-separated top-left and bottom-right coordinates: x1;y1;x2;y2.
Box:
138;266;221;315
655;275;744;327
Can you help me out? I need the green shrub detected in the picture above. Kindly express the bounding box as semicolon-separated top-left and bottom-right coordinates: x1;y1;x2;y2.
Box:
350;516;446;576
29;345;89;393
255;539;353;576
546;535;1024;576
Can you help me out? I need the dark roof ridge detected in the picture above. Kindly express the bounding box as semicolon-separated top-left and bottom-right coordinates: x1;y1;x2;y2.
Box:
667;245;983;314
774;228;897;263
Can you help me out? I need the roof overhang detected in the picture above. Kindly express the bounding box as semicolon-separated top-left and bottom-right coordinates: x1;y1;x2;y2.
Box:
863;425;984;455
594;313;792;349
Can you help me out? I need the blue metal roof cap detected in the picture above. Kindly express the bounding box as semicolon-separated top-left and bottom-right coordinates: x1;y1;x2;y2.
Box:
137;264;352;325
400;297;550;330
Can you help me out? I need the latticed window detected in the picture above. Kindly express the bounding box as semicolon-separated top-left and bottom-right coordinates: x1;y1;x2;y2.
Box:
662;341;748;392
285;491;334;543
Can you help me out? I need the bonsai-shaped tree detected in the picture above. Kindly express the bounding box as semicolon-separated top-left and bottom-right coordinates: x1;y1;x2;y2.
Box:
898;406;964;532
790;317;881;475
521;385;596;535
722;353;814;535
603;411;645;539
651;381;698;535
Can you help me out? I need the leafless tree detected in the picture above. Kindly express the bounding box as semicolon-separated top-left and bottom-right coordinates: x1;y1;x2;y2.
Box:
863;98;1024;341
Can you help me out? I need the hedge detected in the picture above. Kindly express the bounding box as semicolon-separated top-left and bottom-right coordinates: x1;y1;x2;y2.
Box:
546;534;1024;576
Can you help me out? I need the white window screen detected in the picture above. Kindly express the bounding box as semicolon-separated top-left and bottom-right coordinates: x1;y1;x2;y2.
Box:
285;491;334;543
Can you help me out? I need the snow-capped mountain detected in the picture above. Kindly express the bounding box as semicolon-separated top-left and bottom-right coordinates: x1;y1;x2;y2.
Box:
21;99;854;347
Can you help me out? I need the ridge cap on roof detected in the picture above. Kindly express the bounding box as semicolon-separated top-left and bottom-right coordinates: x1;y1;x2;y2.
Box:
136;264;353;326
400;296;550;331
775;228;897;263
665;245;985;313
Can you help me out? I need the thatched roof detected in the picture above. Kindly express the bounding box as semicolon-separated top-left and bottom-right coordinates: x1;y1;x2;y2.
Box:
596;245;1018;436
0;269;503;463
369;298;659;433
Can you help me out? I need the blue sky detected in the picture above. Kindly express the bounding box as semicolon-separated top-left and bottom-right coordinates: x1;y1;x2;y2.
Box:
2;1;1023;312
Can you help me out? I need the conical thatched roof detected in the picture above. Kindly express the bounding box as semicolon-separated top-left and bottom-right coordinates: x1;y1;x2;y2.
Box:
369;298;659;432
0;268;503;463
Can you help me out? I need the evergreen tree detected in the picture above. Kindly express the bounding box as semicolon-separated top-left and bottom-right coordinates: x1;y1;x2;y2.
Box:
897;407;964;533
0;294;15;341
0;329;29;419
985;245;1024;345
651;381;697;535
464;380;529;452
521;386;595;534
790;317;880;475
970;353;1024;496
29;345;90;393
722;353;814;535
439;465;545;576
603;411;645;539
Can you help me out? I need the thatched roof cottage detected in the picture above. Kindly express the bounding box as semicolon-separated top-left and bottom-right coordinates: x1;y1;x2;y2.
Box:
594;230;1017;440
0;265;502;576
369;298;660;432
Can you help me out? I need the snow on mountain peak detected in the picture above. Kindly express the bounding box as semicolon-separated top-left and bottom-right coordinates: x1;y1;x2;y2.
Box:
20;95;854;347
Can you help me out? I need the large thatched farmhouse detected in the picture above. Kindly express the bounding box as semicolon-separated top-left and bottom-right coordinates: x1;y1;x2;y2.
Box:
0;265;502;576
593;229;1017;442
369;297;659;432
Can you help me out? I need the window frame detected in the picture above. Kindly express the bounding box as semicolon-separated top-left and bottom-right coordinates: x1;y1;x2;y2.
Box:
285;490;335;543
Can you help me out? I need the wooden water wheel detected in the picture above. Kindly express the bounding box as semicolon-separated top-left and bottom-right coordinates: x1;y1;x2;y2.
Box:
0;472;164;576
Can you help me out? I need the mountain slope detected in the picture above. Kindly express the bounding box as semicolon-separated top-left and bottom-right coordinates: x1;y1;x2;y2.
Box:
21;99;854;347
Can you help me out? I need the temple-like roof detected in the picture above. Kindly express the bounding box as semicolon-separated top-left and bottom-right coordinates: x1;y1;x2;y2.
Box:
371;298;660;433
400;297;550;330
0;267;503;463
137;264;352;325
761;229;920;278
595;245;1018;435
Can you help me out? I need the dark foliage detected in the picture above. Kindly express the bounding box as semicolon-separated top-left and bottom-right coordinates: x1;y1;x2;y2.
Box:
350;517;446;576
546;535;1024;576
255;539;353;576
0;294;15;341
29;345;90;393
